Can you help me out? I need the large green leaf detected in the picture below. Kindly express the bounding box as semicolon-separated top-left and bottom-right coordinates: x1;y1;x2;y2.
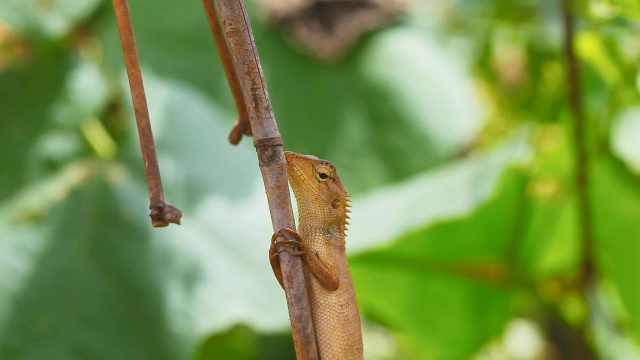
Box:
347;135;530;252
350;171;527;360
0;164;184;360
592;156;640;338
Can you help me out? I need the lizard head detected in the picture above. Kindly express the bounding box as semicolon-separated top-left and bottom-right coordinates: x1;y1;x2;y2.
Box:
284;151;350;229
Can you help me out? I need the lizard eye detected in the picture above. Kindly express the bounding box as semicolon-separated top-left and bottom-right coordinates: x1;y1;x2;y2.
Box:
316;171;331;182
314;163;334;182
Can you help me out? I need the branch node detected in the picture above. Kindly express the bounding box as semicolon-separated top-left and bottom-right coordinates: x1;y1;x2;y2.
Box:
150;202;183;227
254;136;283;148
229;117;253;145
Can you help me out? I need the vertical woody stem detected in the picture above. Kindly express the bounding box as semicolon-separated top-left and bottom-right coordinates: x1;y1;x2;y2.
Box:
202;0;252;145
562;0;594;287
216;0;318;358
561;2;597;357
112;0;182;227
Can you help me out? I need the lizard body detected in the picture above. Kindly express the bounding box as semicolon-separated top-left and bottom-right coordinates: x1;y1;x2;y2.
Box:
270;151;363;359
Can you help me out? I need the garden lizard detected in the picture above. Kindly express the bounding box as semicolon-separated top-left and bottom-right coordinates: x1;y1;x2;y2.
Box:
270;151;364;359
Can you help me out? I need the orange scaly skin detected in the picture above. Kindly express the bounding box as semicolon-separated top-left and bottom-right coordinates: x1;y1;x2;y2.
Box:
270;151;363;360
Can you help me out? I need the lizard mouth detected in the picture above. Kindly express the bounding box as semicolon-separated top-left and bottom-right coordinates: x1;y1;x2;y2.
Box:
284;152;325;200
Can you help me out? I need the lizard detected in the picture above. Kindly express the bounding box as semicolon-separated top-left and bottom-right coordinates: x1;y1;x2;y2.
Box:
270;151;364;360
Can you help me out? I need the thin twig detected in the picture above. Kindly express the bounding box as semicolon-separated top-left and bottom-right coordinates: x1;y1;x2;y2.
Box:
562;0;594;287
112;0;182;227
202;0;252;145
216;0;318;358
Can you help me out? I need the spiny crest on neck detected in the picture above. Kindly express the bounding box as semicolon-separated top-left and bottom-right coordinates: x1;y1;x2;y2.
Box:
341;193;351;236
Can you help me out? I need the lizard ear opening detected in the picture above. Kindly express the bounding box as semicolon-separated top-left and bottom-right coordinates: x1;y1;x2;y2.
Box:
331;198;341;209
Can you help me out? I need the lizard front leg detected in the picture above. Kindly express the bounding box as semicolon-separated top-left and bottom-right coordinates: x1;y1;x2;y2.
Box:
269;231;304;289
270;228;340;291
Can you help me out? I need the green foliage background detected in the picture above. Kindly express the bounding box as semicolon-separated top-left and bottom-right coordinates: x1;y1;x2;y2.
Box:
1;0;640;359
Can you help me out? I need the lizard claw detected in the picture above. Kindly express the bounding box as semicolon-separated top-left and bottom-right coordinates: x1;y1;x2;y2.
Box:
271;228;306;254
273;240;305;254
269;228;306;289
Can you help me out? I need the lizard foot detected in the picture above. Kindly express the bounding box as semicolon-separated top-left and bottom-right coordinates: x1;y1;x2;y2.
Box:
269;228;306;289
270;229;306;255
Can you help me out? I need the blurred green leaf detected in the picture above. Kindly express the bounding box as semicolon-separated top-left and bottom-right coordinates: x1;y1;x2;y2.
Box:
516;124;579;279
593;156;640;338
191;325;295;360
121;76;291;335
0;0;102;38
350;170;526;359
611;107;640;175
516;192;580;279
0;164;184;360
95;1;228;103
0;77;289;360
260;26;485;193
348;135;530;252
0;43;70;202
601;0;640;19
123;74;258;206
97;0;485;193
576;30;623;86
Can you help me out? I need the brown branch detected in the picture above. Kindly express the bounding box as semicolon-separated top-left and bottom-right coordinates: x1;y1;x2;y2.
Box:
544;304;596;360
562;0;594;287
561;9;599;356
112;0;182;227
215;0;318;358
202;0;252;145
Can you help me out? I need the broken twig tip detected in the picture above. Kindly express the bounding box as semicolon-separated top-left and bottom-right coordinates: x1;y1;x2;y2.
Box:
228;117;253;145
150;202;183;227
